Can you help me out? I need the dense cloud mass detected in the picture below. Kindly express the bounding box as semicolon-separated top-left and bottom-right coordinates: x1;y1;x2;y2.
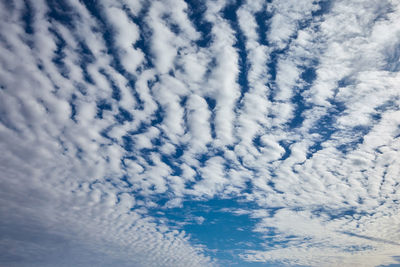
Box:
1;0;400;266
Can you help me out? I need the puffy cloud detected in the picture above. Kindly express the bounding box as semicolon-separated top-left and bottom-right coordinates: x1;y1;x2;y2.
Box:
1;0;400;266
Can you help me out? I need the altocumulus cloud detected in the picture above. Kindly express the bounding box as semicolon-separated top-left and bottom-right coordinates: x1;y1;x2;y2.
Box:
1;0;400;266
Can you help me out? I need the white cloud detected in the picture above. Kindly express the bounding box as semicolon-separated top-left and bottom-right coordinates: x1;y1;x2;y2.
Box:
2;0;400;266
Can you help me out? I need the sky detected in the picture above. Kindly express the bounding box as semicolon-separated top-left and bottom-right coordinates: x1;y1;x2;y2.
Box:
1;0;400;266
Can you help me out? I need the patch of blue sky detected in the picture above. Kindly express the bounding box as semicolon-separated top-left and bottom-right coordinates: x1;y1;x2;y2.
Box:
69;94;78;122
184;0;213;48
147;198;280;265
221;0;250;105
129;2;154;71
307;100;346;156
49;28;70;78
311;0;332;17
204;96;217;139
335;125;373;154
311;206;371;220
254;2;272;46
287;66;318;129
114;107;134;124
21;0;34;35
46;0;77;28
379;257;400;267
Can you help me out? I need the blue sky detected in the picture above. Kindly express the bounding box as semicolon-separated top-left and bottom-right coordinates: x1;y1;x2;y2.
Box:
1;0;400;266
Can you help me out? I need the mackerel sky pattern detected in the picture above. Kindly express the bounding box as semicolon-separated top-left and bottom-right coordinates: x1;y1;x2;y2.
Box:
1;0;400;266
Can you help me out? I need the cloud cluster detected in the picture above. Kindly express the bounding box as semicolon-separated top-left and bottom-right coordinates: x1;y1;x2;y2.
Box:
1;0;400;266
